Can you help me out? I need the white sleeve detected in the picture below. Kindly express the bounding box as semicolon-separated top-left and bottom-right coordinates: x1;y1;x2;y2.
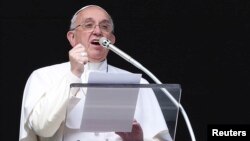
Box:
27;71;81;137
135;79;173;141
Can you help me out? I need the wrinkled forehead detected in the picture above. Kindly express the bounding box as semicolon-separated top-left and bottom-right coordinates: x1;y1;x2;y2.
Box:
74;5;111;24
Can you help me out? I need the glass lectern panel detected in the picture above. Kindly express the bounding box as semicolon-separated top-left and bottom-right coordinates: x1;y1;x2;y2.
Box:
64;83;181;141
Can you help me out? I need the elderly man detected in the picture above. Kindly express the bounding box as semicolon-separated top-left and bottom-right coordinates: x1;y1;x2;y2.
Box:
19;5;172;141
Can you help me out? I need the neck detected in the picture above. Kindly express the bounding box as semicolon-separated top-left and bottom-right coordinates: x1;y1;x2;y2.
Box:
86;59;107;71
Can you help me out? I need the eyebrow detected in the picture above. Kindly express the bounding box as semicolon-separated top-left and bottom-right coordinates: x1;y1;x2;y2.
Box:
82;18;94;23
82;18;111;24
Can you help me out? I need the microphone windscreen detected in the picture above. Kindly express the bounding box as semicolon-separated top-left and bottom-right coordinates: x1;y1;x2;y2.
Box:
99;37;110;48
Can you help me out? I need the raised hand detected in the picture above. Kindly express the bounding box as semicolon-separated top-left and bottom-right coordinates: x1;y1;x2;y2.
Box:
69;43;88;77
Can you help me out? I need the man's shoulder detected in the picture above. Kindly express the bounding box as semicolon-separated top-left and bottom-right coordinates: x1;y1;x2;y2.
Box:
108;65;149;84
108;65;131;73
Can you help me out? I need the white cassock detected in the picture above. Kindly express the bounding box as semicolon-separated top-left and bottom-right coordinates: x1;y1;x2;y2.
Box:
19;60;172;141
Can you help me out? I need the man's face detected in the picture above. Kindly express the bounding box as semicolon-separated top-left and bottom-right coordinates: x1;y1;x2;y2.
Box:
70;6;115;62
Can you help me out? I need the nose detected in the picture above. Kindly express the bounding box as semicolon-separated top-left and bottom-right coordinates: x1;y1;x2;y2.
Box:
92;25;102;36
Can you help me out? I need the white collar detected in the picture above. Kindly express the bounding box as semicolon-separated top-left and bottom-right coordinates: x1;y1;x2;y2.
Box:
85;60;107;71
81;60;108;82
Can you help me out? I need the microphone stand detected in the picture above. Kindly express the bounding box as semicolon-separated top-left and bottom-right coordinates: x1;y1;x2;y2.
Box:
100;37;196;141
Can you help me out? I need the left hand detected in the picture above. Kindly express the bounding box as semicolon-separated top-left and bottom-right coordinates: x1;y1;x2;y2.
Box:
115;120;143;141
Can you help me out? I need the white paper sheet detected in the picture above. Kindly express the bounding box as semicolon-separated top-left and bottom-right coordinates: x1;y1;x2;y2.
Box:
80;72;142;132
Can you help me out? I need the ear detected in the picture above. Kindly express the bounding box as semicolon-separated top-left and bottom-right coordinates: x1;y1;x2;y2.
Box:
67;31;76;47
109;33;116;44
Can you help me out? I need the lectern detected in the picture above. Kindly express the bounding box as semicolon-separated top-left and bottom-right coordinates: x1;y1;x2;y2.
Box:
63;83;181;141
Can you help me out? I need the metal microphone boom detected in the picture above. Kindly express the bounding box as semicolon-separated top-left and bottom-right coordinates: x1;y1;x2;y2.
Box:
99;37;196;141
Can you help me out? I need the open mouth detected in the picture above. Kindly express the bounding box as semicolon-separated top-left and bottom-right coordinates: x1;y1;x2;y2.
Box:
91;39;100;45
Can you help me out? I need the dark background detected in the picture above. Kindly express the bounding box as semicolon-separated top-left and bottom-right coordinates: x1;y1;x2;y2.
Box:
1;0;250;141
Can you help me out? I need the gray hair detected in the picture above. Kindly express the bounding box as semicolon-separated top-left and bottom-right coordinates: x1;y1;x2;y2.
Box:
69;5;114;32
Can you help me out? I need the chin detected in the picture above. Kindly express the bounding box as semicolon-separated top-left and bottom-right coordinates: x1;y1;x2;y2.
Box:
89;55;107;62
